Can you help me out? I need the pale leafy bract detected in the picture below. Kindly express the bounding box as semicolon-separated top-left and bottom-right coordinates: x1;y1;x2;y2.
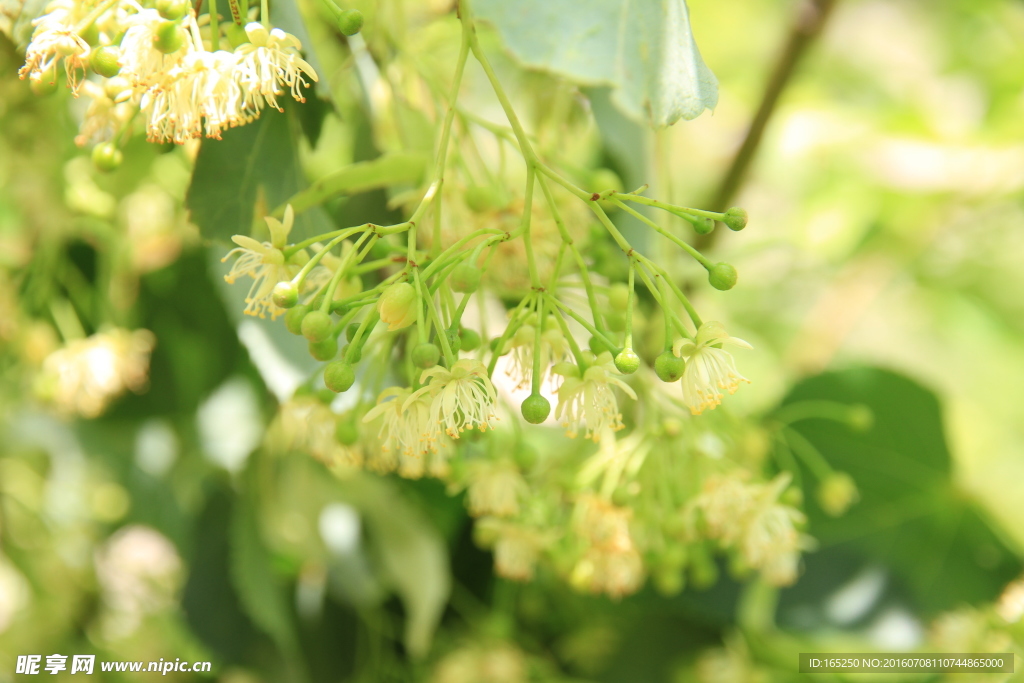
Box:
473;0;719;127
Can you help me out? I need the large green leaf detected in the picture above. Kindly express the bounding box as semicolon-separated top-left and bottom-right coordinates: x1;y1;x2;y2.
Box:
779;367;1020;616
473;0;718;127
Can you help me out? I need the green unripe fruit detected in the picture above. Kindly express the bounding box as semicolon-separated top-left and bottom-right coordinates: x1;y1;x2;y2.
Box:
90;46;121;78
285;305;309;335
459;328;481;351
446;328;462;354
464;186;503;213
588;335;614;356
614;348;640;374
723;206;748;231
335;419;359;445
345;323;360;343
337;8;364;35
324;361;356;393
692;215;715;235
309;336;338;361
450;262;481;293
342;344;362;363
156;0;190;20
521;394;551;424
654;351;685;382
411;342;440;368
154;21;185;54
272;281;299;309
301;310;333;343
708;262;738;291
91;142;123;172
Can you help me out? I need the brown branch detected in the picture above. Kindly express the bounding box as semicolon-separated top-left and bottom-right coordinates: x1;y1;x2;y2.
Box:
696;0;840;249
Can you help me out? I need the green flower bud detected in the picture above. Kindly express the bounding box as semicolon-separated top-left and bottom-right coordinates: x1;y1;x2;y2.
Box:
324;361;355;393
156;0;190;20
345;323;360;343
154;20;185;54
464;186;504;213
692;215;715;235
301;310;333;343
654;351;685;382
91;142;123;172
335;418;359;445
90;46;120;78
337;8;364;35
588;335;614;356
590;168;624;194
309;336;338;361
605;311;626;332
723;206;748;231
521;394;551;424
377;282;417;331
285;304;309;335
272;281;299;309
608;283;630;310
489;337;509;355
450;262;481;293
411;342;440;368
817;472;859;517
847;404;874;432
30;69;59;96
614;348;640;374
342;344;362;363
708;262;737;291
459;327;481;351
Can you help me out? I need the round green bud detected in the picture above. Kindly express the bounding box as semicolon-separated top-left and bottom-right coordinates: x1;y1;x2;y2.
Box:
521;394;551;424
464;186;504;213
285;304;309;335
337;8;364;36
309;336;338;361
588;335;614;356
301;310;333;343
345;323;360;343
154;20;185;54
30;70;59;96
91;142;123;172
817;471;859;517
272;281;299;309
342;344;362;364
653;566;685;597
608;283;630;310
459;328;481;351
324;361;355;393
590;168;623;194
605;311;626;332
446;328;462;354
692;216;715;235
847;404;874;432
614;348;640;374
411;342;440;369
156;0;190;20
708;262;738;291
90;46;121;78
489;337;509;355
723;206;748;231
378;282;417;331
450;262;481;293
654;351;685;383
335;419;359;445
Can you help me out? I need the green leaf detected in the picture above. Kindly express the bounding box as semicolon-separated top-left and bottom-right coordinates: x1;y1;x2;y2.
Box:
779;367;1021;615
473;0;718;127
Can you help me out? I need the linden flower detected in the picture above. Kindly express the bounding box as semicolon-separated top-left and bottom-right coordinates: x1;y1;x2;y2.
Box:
503;322;569;390
377;282;418;331
554;352;637;441
234;22;318;114
674;322;751;415
362;386;432;460
19;3;91;94
221;206;296;319
407;359;498;444
570;495;644;598
465;460;526;518
119;8;190;88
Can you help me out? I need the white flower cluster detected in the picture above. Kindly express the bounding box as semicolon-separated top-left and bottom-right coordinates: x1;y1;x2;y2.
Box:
19;0;318;146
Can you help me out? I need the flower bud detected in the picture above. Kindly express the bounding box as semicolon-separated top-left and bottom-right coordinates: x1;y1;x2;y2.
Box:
324;361;355;393
723;207;748;231
692;216;715;235
302;310;333;343
464;186;504;213
588;335;614;356
377;282;417;331
654;351;685;382
459;327;481;351
338;8;364;35
272;281;299;309
817;472;859;517
708;262;737;291
90;46;121;78
335;418;359;445
614;348;640;374
605;311;626;332
608;283;630;309
156;0;190;20
344;323;360;343
411;342;440;368
450;262;481;293
309;336;337;361
847;404;874;432
92;142;123;172
521;394;551;424
285;304;309;335
154;21;186;54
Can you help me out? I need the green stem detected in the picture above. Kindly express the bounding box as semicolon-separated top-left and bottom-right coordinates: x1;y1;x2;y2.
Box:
624;260;635;349
414;268;455;365
547;296;588;371
486;294;534;376
319;232;373;314
545;295;619;355
208;0;220;51
612;198;712;270
531;294;545;395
